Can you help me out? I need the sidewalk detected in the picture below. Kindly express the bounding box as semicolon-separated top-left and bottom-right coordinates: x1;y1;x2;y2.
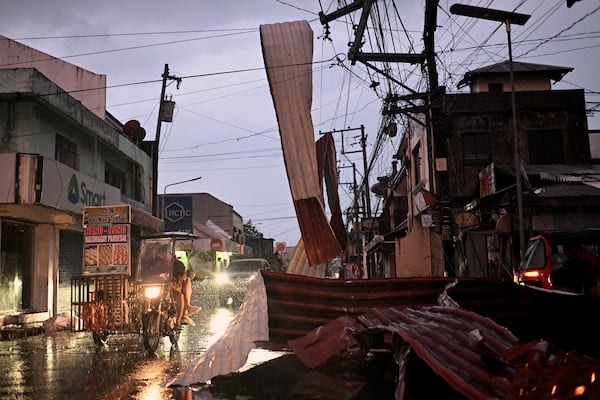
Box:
0;312;48;340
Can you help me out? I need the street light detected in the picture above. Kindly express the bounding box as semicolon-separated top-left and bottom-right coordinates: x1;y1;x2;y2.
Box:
450;3;530;265
163;176;202;194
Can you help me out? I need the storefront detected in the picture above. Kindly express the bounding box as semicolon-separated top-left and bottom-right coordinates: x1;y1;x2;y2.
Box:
0;153;155;318
0;220;34;312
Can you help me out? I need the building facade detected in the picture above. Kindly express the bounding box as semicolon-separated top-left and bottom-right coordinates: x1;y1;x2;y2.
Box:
0;38;155;319
373;61;599;279
158;193;246;277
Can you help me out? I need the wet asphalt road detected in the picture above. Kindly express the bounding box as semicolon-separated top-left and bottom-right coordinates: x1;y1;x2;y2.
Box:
0;280;256;400
0;309;237;400
0;279;398;400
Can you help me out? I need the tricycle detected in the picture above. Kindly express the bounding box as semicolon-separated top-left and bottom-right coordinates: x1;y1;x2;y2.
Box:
72;228;197;354
136;234;189;353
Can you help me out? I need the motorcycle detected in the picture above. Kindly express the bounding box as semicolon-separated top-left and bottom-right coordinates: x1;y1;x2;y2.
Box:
140;283;181;353
77;232;197;353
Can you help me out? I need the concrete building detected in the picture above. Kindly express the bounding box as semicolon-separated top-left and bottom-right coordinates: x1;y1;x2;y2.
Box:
158;193;246;277
371;61;600;279
0;36;156;320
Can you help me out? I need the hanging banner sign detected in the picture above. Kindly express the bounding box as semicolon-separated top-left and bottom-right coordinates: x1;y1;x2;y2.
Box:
83;224;131;275
83;205;132;226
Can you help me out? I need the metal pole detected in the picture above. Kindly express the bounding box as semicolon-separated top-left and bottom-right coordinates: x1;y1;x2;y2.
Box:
360;125;371;218
506;22;526;264
152;64;169;216
163;176;202;194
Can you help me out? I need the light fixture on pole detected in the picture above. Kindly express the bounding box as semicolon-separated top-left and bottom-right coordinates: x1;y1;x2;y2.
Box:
164;176;202;194
450;3;530;265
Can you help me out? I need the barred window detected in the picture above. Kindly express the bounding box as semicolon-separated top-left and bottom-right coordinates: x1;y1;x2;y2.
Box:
462;132;490;166
55;134;78;170
105;162;127;194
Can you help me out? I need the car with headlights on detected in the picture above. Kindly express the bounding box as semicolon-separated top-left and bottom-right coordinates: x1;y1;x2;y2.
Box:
215;258;271;285
214;258;271;306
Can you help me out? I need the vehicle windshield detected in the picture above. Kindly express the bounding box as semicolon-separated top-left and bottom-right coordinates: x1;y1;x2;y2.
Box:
517;238;546;271
228;260;268;273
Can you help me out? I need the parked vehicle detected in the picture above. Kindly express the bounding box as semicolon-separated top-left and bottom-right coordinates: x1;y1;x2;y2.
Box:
74;206;197;353
214;258;272;285
83;233;196;353
515;228;600;296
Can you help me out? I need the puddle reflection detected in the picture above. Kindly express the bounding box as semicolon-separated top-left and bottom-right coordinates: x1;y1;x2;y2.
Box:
0;286;286;399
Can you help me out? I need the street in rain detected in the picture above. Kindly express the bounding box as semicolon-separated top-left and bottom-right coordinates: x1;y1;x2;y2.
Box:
0;280;289;400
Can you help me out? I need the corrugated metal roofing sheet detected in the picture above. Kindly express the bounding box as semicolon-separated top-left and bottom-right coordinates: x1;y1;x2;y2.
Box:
165;269;600;398
533;182;600;197
261;20;342;266
289;306;600;400
163;272;269;387
262;271;600;358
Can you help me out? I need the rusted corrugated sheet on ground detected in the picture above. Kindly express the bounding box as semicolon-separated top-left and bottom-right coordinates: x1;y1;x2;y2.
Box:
288;306;600;400
261;270;600;358
260;21;341;266
447;278;600;357
262;270;455;345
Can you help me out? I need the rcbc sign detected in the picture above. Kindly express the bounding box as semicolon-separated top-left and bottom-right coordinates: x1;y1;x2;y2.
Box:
165;203;190;222
162;196;193;232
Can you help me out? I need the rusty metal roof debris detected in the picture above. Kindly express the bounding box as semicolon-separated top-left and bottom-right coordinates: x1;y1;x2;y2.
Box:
260;20;342;266
262;270;600;358
165;268;600;400
289;306;600;400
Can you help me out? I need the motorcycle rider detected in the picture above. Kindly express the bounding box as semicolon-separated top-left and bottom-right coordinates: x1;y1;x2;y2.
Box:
172;259;200;327
172;259;189;327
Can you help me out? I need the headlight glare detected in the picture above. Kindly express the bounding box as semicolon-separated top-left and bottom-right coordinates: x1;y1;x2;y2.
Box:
214;273;229;286
144;286;161;299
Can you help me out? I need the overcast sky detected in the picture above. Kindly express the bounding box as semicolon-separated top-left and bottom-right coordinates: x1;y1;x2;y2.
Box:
1;0;598;246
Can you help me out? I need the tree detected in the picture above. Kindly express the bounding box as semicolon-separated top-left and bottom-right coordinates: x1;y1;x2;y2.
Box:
244;220;264;240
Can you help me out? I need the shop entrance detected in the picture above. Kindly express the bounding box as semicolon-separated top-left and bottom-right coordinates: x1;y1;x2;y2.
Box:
0;220;33;311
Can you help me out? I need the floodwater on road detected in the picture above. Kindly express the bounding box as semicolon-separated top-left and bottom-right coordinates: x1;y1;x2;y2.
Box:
0;279;287;400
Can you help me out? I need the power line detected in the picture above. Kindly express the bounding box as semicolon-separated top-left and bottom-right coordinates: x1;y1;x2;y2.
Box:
0;29;257;69
5;28;260;41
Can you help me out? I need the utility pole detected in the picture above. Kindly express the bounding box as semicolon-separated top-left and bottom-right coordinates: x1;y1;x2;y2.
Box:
152;64;181;217
359;125;371;219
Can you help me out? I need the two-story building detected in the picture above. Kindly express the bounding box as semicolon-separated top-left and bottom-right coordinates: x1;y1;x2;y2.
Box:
372;60;600;279
0;36;158;320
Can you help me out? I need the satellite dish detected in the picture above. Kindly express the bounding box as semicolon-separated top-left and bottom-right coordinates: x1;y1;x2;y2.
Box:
123;120;146;144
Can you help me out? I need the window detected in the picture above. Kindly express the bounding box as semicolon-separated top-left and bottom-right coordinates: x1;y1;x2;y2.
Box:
105;162;127;194
462;132;490;166
412;143;422;185
488;82;503;92
528;129;564;164
55;134;78;170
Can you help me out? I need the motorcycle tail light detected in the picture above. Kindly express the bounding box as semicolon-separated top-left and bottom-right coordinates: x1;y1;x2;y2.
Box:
144;286;161;299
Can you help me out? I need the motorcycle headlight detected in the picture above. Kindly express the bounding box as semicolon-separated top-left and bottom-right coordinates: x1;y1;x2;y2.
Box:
144;286;161;299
